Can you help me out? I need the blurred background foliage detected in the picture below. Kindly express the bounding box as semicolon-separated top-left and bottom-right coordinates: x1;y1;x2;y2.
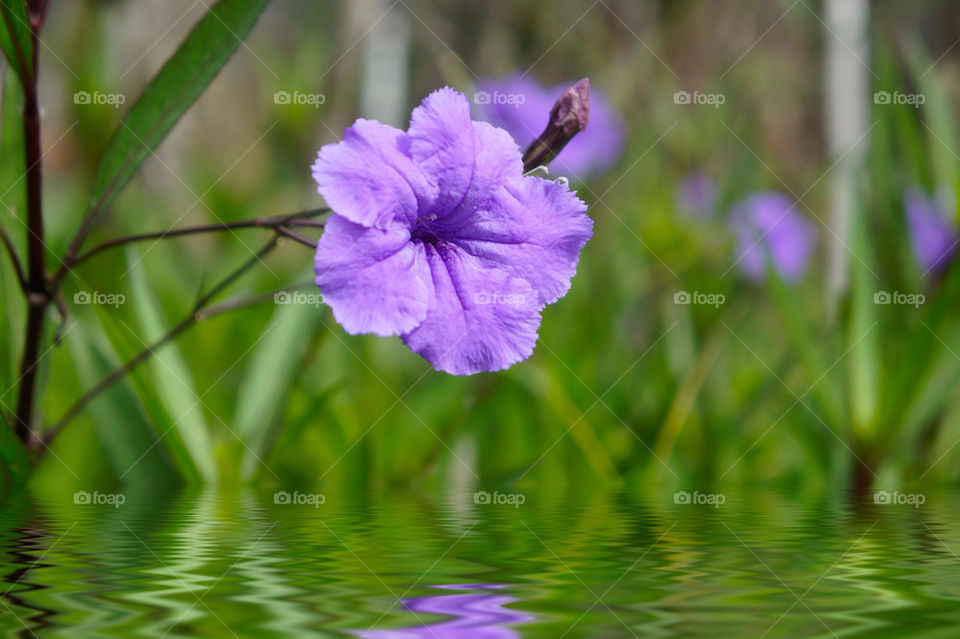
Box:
3;0;960;495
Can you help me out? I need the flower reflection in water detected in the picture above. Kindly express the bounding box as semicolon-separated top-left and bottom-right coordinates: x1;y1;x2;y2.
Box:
356;584;533;638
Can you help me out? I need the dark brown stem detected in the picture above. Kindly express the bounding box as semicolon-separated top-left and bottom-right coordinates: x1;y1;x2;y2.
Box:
0;222;26;291
41;237;281;447
14;21;46;446
60;208;327;274
274;226;317;248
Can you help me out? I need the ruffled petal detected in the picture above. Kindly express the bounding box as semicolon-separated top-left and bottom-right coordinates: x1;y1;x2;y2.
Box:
401;244;541;375
312;119;435;230
431;176;592;307
408;88;523;218
315;214;432;336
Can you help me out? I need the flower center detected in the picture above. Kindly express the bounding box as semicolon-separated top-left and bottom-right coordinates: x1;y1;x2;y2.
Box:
411;213;441;243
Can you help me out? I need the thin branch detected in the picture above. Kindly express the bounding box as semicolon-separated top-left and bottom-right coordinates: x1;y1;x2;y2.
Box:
274;226;317;248
195;280;315;320
41;237;280;447
0;222;26;291
58;208;327;277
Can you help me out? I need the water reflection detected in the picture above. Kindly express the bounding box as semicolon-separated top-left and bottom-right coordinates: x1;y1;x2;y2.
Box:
355;584;532;638
0;487;957;637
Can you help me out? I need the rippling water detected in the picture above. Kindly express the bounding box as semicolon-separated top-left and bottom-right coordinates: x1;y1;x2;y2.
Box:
0;487;959;637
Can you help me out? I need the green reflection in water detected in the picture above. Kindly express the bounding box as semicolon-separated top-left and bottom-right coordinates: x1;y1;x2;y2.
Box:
0;487;958;637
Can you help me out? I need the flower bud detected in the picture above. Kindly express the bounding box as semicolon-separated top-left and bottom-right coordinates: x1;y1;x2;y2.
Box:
522;78;590;173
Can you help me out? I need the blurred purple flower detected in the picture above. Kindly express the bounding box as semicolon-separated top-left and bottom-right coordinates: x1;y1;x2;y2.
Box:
905;187;957;273
312;88;593;375
355;584;531;639
677;173;717;218
730;192;816;282
473;74;625;177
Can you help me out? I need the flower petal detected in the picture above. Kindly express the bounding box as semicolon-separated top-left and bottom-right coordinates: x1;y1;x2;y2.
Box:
401;244;541;375
315;214;432;336
433;176;592;307
408;87;522;218
731;192;816;282
312;119;435;229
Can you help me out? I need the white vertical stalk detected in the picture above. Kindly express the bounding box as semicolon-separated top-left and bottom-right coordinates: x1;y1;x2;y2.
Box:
359;0;410;127
824;0;870;310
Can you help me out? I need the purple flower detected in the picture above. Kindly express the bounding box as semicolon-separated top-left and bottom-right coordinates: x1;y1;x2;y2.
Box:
677;173;717;218
730;192;816;282
905;187;957;273
312;88;593;375
355;585;532;638
474;75;625;177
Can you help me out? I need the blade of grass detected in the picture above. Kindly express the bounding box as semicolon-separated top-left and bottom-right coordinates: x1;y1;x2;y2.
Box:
0;0;32;83
60;0;273;271
126;249;217;482
235;295;320;480
65;326;176;481
846;190;880;443
0;407;28;486
906;39;958;190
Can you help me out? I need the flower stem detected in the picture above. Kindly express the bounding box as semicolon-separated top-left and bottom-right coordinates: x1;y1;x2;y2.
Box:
14;21;46;446
274;226;317;248
63;208;327;272
0;222;26;292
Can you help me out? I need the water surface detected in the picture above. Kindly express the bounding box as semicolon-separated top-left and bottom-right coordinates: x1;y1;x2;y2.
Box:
0;487;958;637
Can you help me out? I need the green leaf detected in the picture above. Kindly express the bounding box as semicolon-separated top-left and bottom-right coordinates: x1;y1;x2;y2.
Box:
235;297;320;480
766;265;844;427
83;0;271;226
0;0;32;83
906;39;958;190
65;326;175;483
126;249;217;482
846;194;879;442
0;62;26;240
0;66;24;430
0;408;29;487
